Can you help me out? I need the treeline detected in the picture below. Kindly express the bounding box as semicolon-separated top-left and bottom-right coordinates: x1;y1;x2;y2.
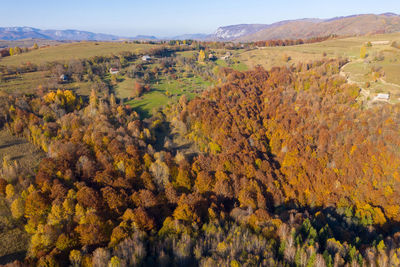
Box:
0;43;39;58
252;35;336;48
2;59;400;266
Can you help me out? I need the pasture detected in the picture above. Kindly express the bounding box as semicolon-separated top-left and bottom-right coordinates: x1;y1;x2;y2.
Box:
236;33;400;104
0;42;159;66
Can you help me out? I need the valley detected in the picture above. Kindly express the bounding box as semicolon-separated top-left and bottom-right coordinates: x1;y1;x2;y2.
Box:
0;8;400;267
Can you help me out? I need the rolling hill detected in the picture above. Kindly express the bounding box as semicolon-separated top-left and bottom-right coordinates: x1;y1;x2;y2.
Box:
235;13;400;41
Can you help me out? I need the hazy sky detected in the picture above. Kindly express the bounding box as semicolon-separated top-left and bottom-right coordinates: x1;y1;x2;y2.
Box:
1;0;399;37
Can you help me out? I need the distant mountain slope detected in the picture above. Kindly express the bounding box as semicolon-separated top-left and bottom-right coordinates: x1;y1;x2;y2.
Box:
133;35;158;40
210;19;323;41
170;33;209;40
0;27;48;40
212;24;271;41
0;27;121;41
235;13;400;41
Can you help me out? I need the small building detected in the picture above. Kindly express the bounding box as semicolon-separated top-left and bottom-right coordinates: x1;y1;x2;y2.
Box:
109;68;119;75
208;53;216;60
59;74;68;82
220;51;232;60
376;93;390;101
142;55;151;61
371;41;390;45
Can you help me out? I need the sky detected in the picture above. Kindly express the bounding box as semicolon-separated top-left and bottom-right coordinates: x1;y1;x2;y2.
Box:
1;0;399;37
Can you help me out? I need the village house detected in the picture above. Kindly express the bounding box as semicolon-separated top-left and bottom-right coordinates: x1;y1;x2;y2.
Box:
220;51;232;60
109;68;119;74
59;74;68;82
142;55;151;61
375;93;390;101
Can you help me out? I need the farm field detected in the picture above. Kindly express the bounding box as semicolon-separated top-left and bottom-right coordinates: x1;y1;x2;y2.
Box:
126;76;212;118
0;71;96;96
238;33;400;69
236;33;400;104
1;33;399;113
0;42;159;66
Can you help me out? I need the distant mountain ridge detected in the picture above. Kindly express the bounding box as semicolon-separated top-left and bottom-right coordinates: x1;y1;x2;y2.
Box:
1;13;399;42
0;27;121;41
0;27;158;41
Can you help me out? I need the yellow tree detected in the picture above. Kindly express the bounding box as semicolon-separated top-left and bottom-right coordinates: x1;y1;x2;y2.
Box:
360;45;367;59
108;256;122;267
47;204;65;226
198;50;205;63
175;166;192;191
33;43;39;49
5;184;14;199
11;198;25;219
14;47;21;55
9;47;14;56
69;250;82;266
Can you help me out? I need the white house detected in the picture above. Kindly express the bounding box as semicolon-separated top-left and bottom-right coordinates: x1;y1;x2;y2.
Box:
375;93;390;101
371;41;390;45
142;55;151;61
109;68;119;74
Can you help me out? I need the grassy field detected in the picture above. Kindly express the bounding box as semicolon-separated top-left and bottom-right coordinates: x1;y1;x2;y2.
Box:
0;71;48;94
0;42;162;96
115;77;136;99
0;197;29;265
238;33;400;69
0;129;45;175
236;33;400;104
214;59;248;71
0;42;160;66
127;76;212;118
0;39;66;49
176;50;249;71
0;71;96;96
176;50;197;59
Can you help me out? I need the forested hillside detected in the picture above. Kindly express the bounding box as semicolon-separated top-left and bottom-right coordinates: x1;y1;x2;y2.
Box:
0;57;400;266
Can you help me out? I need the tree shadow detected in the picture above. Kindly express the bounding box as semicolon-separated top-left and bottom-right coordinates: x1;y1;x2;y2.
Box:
0;140;26;150
130;103;152;119
0;251;26;265
274;201;400;251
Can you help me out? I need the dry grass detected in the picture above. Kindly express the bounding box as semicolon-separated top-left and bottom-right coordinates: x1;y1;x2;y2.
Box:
236;33;400;104
0;128;44;176
0;197;28;264
0;42;160;66
0;129;45;264
238;33;400;70
115;77;136;99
